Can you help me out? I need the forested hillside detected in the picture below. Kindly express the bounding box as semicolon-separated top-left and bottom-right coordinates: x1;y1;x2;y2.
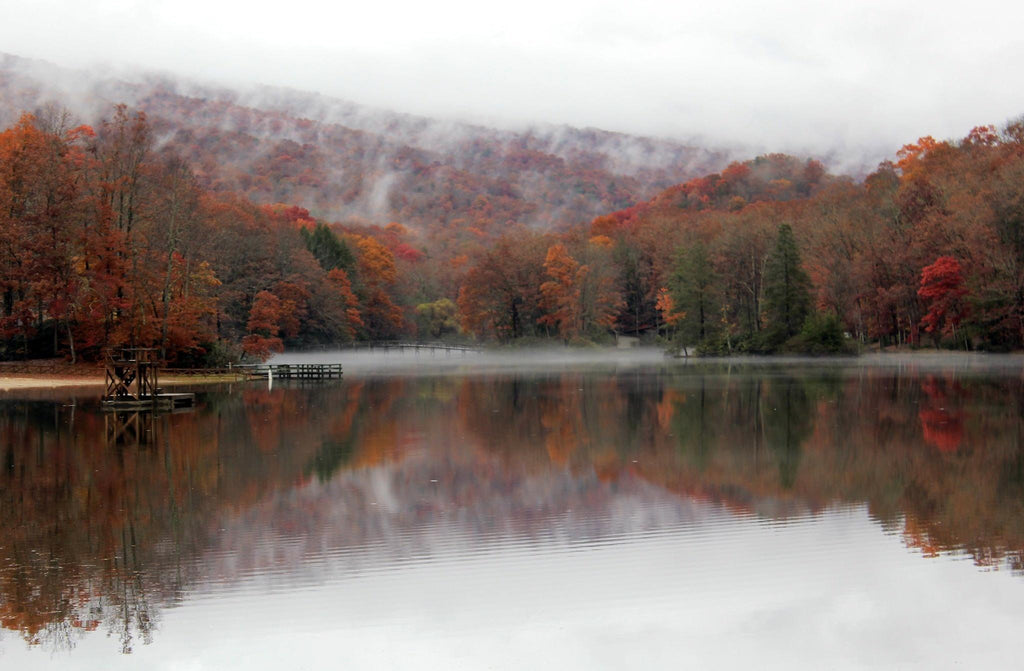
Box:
576;126;1024;352
2;53;1023;361
0;54;727;242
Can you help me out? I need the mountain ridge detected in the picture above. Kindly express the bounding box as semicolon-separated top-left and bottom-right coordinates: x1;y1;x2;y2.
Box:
0;52;734;237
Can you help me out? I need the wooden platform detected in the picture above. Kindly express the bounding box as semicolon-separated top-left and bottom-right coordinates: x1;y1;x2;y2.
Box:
233;363;343;380
101;348;199;411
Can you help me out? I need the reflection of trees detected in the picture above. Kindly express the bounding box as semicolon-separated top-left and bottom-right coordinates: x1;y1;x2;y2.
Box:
455;373;658;477
305;380;368;481
454;366;1024;573
5;366;1024;652
0;404;171;653
918;375;965;452
670;376;717;471
0;384;368;653
762;376;812;489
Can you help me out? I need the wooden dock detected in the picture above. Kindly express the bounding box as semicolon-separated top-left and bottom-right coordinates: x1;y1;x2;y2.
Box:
232;363;343;380
102;391;196;410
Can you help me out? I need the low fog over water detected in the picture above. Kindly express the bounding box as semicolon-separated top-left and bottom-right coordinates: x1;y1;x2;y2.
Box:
270;345;668;376
269;347;1024;377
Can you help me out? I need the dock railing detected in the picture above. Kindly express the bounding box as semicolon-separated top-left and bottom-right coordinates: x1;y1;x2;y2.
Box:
295;341;480;355
229;363;344;380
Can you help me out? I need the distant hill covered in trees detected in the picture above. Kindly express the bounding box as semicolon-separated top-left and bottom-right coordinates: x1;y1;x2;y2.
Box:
2;53;1023;360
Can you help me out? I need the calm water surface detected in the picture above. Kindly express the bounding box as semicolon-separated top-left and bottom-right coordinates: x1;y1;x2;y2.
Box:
2;351;1024;669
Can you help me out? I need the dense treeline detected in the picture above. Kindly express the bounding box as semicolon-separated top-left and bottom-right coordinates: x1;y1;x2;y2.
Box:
457;122;1024;351
0;108;392;362
583;126;1024;352
3;104;1024;361
454;130;1024;353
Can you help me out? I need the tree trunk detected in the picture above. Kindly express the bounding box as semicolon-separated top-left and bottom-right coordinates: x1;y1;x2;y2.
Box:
66;318;76;364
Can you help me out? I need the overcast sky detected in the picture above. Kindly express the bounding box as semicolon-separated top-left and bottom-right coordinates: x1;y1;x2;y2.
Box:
2;0;1024;161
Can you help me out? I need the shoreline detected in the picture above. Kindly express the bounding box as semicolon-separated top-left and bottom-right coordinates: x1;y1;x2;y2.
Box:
3;349;1022;392
0;376;105;391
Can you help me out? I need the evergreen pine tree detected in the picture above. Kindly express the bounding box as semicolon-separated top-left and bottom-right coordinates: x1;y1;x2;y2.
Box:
301;223;356;272
763;223;812;346
670;242;719;348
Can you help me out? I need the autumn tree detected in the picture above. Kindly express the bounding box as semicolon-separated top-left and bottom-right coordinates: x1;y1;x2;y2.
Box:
979;151;1024;348
315;268;363;341
851;163;925;345
655;287;684;342
242;290;285;360
201;194;327;345
539;244;584;339
716;206;775;338
415;298;460;339
457;231;549;341
144;155;206;360
918;256;969;347
539;241;621;341
355;236;404;340
94;106;154;349
0;112;93;360
9;102;1024;359
98;105;151;235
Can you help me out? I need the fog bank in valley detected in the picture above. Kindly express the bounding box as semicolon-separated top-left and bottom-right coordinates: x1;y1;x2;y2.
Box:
3;0;1024;170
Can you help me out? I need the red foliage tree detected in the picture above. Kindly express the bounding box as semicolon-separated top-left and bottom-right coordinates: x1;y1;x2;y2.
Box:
242;290;285;360
918;256;969;342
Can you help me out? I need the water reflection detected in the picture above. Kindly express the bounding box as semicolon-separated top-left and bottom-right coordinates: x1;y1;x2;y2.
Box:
2;362;1024;658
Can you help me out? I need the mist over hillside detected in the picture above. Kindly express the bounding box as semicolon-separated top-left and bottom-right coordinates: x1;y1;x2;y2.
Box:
0;53;739;232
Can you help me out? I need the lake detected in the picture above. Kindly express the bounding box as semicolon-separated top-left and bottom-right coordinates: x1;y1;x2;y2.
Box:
2;350;1024;669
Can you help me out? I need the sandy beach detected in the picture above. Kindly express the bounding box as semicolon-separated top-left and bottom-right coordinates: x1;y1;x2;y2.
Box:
0;376;104;391
0;373;244;392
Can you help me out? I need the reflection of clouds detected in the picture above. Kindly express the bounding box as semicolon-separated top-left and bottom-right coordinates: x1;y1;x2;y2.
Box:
201;450;716;591
21;505;1024;670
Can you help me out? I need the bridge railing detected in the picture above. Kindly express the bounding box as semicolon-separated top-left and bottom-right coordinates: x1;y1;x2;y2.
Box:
286;341;481;353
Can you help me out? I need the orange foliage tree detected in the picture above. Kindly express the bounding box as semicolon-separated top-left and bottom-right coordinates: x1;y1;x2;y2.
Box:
355;236;404;339
539;244;584;338
457;231;549;340
539;241;621;341
325;268;364;340
241;290;285;359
